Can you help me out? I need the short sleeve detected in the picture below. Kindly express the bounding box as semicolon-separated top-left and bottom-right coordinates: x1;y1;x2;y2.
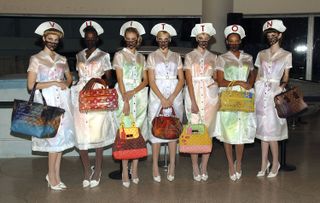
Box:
285;53;293;69
63;57;70;73
215;55;225;72
183;54;192;70
141;55;147;71
102;53;112;71
112;52;123;69
254;52;261;68
27;56;39;73
248;55;254;71
75;54;80;71
146;54;155;70
177;55;183;69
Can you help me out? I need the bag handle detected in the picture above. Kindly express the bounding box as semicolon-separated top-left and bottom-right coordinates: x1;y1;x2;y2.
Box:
187;112;204;125
28;82;48;107
120;113;136;128
158;106;176;116
83;78;107;91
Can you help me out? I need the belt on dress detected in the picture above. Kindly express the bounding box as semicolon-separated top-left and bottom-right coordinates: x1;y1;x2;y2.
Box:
123;78;140;83
259;77;280;83
192;76;213;81
155;76;177;80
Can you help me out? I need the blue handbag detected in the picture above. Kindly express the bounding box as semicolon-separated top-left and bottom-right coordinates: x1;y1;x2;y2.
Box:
10;83;65;138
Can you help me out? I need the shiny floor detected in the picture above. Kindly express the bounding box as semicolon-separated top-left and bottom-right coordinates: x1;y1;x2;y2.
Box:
1;114;320;203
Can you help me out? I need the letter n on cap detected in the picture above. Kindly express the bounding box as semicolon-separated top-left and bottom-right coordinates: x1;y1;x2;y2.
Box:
267;20;273;28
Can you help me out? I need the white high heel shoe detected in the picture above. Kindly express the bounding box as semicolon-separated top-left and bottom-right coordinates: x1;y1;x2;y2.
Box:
83;166;95;188
90;166;101;188
234;161;242;180
122;177;130;188
267;162;281;178
153;175;161;183
59;182;67;189
167;165;175;182
129;167;139;184
46;175;63;191
257;161;271;177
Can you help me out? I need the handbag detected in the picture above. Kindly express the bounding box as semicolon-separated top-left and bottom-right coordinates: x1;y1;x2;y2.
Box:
151;107;183;140
179;114;212;154
274;86;308;118
10;83;65;138
112;114;147;160
79;78;118;112
219;81;255;112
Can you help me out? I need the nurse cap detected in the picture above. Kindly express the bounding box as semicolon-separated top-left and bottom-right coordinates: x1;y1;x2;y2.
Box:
263;19;286;33
79;20;104;38
35;21;64;37
120;21;146;36
224;24;246;39
151;23;177;37
191;23;216;37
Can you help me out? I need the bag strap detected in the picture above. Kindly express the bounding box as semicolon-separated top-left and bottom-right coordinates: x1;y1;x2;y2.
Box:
159;106;176;116
187;112;204;125
120;113;136;128
83;78;107;91
28;82;48;107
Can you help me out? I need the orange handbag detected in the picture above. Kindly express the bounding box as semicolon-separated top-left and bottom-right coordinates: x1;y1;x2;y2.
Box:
151;107;183;140
79;78;118;112
112;115;148;160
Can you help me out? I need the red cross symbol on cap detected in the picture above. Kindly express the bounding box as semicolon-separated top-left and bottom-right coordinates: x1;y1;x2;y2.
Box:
231;25;238;31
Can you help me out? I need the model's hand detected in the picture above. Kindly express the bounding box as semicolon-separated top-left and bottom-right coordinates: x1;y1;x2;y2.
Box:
239;81;251;90
160;97;171;108
55;81;68;90
191;101;199;113
123;101;130;116
123;90;135;101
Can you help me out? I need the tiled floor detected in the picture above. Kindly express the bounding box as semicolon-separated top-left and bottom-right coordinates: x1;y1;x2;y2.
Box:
0;114;320;203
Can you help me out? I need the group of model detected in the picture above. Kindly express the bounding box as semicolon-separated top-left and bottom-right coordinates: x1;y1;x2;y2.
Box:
26;19;291;190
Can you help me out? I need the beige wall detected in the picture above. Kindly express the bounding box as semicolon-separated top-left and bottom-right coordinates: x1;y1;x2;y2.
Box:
234;0;320;14
0;0;202;16
202;0;233;53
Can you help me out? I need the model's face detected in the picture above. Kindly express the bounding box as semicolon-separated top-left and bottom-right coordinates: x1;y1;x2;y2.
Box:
196;33;210;49
125;32;139;49
84;31;98;49
266;32;281;46
43;34;60;51
226;33;241;52
156;32;170;50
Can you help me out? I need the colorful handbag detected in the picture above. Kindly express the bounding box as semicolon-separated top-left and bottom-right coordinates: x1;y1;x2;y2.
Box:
219;81;255;112
274;86;308;118
10;83;65;138
151;107;183;140
79;78;118;112
179;114;212;154
112;114;147;160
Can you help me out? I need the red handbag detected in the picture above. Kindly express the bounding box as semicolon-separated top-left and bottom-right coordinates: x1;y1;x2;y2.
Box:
79;78;118;112
274;86;308;118
112;115;148;160
152;107;183;139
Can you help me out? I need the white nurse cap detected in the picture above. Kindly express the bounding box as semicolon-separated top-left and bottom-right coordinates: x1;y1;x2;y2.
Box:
263;19;286;33
79;20;104;38
191;23;216;37
224;24;246;39
151;23;177;37
35;21;64;37
120;21;146;36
